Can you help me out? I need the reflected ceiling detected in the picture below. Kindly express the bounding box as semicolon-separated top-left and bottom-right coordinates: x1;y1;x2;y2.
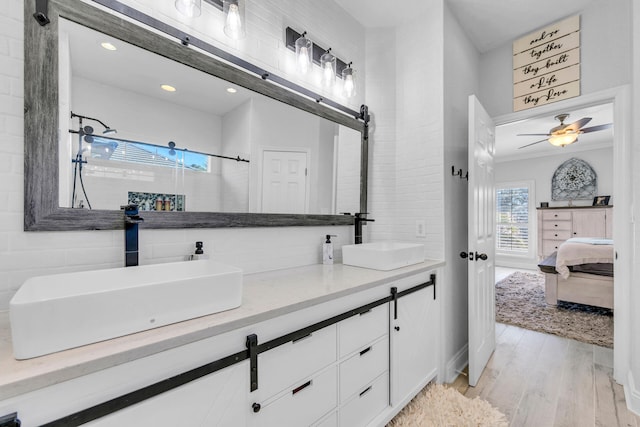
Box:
65;20;252;116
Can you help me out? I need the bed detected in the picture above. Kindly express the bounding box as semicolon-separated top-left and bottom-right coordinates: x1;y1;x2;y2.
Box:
538;238;614;309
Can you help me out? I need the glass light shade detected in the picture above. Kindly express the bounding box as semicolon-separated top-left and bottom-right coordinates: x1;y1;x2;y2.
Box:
548;133;578;147
295;35;312;75
342;66;356;98
320;51;336;88
223;0;245;40
175;0;201;17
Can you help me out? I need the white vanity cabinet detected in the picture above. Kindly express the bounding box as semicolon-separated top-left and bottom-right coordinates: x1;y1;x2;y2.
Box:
389;272;439;406
1;265;443;427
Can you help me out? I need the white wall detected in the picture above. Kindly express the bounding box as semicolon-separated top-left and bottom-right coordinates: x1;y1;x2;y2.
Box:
365;28;396;242
441;2;480;382
478;0;633;117
0;0;366;310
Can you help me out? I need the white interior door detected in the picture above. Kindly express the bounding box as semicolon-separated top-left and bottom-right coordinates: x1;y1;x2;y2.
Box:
261;150;307;214
467;95;496;387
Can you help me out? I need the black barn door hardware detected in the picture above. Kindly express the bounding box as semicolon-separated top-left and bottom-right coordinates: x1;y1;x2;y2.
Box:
247;334;259;392
33;0;50;25
390;287;398;319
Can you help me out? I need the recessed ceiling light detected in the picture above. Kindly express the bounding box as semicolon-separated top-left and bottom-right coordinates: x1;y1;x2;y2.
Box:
226;87;237;93
101;42;117;51
161;84;177;92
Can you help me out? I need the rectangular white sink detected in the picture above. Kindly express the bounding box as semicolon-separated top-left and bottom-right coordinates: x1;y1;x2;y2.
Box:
10;259;243;359
342;242;426;271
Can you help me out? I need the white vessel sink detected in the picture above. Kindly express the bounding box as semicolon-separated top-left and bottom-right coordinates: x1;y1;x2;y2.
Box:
342;242;426;271
10;259;243;359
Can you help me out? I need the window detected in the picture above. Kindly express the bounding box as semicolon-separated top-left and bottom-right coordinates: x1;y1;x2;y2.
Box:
496;183;531;254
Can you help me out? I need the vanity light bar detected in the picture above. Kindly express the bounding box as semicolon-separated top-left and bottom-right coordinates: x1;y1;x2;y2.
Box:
285;27;349;78
44;0;364;120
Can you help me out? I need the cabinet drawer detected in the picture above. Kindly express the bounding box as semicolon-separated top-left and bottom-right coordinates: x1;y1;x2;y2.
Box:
542;230;571;240
339;336;388;403
339;304;387;357
542;220;571;231
258;324;336;400
339;372;388;427
542;240;564;255
251;366;337;427
542;210;571;220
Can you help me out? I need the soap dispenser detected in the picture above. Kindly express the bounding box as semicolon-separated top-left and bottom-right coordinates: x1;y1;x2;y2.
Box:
323;235;337;265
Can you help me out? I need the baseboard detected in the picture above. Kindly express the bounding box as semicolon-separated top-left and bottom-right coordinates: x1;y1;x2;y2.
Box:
445;344;468;383
625;371;640;416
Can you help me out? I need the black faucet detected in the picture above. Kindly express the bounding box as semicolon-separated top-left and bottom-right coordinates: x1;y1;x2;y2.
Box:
354;213;375;244
121;204;144;267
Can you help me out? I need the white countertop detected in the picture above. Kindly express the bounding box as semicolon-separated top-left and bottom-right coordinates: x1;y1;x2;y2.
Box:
0;260;444;401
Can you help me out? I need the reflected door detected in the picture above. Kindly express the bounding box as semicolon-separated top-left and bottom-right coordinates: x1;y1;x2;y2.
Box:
261;150;308;214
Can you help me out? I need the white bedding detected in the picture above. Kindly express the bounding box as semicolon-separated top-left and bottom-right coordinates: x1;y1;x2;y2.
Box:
555;238;614;279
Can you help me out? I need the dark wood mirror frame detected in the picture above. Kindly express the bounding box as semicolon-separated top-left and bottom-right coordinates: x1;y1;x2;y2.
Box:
24;0;368;231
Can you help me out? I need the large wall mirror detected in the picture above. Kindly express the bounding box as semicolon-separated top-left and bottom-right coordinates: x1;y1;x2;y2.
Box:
25;0;368;231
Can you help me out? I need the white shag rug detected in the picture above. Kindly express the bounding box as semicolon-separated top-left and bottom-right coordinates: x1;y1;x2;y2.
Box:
387;383;508;427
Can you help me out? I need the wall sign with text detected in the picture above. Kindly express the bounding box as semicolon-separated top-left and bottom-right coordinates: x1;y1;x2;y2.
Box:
513;15;580;112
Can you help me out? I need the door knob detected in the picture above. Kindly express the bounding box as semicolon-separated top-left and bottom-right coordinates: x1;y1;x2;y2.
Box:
460;251;469;259
474;252;488;261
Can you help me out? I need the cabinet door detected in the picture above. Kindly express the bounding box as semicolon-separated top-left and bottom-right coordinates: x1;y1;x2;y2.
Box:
572;209;606;238
86;362;248;426
389;286;438;405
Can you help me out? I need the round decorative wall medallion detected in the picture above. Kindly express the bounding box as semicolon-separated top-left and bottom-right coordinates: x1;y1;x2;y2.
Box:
551;158;597;201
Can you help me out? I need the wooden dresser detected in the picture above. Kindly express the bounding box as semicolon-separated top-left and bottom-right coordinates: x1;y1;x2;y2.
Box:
537;206;613;258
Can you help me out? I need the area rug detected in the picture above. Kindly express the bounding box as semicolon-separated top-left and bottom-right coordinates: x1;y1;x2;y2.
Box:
387;383;508;427
495;271;613;348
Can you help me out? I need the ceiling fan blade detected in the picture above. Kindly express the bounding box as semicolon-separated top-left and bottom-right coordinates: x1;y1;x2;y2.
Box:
518;138;547;149
517;133;551;136
564;117;592;132
580;123;613;133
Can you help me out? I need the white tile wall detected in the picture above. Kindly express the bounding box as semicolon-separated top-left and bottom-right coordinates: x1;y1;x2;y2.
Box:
0;0;364;310
364;28;397;243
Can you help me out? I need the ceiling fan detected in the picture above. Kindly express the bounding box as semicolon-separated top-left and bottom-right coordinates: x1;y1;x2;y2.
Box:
517;113;613;149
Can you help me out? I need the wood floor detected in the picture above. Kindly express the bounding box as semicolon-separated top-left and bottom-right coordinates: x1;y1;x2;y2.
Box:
459;323;640;427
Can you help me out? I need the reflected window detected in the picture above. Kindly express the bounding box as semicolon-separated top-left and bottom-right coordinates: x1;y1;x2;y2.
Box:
89;137;209;172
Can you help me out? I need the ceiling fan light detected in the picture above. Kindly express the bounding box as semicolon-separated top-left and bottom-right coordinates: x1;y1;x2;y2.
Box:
548;133;578;147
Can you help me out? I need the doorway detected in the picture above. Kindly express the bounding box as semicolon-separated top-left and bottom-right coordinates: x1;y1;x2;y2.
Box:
489;86;631;384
